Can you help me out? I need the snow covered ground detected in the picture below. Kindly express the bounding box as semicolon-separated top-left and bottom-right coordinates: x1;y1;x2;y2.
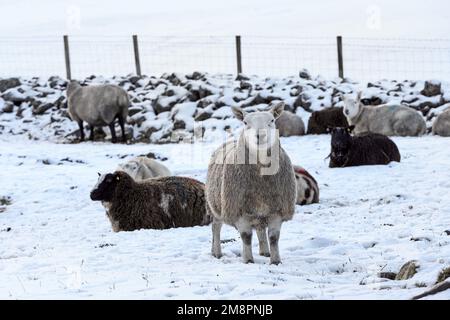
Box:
1;134;449;299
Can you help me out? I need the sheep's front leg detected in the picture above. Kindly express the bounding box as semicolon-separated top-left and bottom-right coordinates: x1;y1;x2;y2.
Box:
89;125;95;141
256;227;270;257
211;218;223;258
109;122;117;143
117;114;126;143
77;120;85;142
236;218;254;263
268;217;282;265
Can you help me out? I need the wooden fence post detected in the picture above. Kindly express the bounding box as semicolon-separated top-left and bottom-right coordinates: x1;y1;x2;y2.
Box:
337;35;344;79
63;35;72;80
235;35;242;75
132;35;142;76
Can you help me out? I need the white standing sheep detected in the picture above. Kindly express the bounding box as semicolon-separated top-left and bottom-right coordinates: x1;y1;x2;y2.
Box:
205;103;297;264
343;92;426;137
117;156;171;181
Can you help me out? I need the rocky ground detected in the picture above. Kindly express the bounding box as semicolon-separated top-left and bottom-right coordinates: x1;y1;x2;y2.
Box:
0;72;449;144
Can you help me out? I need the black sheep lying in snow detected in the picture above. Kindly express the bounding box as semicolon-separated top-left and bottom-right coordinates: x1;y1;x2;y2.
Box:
328;126;401;168
90;171;211;231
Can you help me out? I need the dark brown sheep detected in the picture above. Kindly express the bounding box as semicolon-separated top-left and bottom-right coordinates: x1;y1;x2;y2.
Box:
328;126;401;168
90;171;210;232
307;107;349;134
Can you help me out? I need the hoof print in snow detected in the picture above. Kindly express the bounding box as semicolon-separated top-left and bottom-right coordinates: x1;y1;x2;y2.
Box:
96;243;116;249
395;261;419;280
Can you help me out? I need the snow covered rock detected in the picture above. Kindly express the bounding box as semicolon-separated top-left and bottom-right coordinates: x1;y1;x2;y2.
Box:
0;78;21;93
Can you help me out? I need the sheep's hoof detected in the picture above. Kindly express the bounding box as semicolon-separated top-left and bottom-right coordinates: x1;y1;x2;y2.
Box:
270;259;281;265
244;258;254;264
212;252;222;259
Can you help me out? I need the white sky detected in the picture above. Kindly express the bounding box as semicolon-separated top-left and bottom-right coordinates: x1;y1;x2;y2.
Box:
0;0;449;38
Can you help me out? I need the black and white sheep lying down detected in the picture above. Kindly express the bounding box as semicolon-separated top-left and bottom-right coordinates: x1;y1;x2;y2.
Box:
90;171;211;231
328;126;401;168
293;165;319;205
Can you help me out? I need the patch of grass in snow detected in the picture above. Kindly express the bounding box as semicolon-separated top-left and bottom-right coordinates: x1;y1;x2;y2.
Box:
436;267;450;284
0;196;12;206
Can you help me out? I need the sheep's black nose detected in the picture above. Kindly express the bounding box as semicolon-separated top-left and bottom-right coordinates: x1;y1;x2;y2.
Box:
90;191;99;201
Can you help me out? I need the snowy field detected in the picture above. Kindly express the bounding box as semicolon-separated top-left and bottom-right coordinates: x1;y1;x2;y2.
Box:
1;134;449;299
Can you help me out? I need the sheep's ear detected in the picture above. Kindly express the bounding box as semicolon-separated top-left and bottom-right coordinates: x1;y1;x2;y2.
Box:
231;106;246;121
348;125;355;133
271;102;285;119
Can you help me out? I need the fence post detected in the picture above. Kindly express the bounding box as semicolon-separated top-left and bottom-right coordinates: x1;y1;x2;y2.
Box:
132;35;142;76
63;35;72;80
235;35;242;75
337;35;344;79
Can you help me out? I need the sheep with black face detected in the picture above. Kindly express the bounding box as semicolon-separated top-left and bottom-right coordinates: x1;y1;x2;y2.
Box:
90;171;210;232
328;126;401;168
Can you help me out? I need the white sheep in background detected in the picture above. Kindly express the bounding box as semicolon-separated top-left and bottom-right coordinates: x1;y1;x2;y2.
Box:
117;156;171;181
432;107;450;137
343;92;426;136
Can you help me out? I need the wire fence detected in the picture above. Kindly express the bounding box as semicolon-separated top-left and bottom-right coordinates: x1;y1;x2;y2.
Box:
0;36;449;82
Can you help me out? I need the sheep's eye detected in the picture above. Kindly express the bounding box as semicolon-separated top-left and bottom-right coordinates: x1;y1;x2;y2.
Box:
243;121;248;125
271;119;275;123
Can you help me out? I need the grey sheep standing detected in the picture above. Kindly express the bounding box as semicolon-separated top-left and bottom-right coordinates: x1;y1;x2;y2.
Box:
205;103;296;264
90;171;210;232
343;92;426;137
275;111;305;136
432;107;450;137
67;81;129;143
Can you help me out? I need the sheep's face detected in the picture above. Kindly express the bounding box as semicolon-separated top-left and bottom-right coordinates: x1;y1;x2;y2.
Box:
330;126;354;165
232;103;284;152
66;80;81;98
90;173;120;202
343;93;362;119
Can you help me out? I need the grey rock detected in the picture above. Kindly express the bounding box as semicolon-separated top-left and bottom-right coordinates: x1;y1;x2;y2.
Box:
0;78;21;92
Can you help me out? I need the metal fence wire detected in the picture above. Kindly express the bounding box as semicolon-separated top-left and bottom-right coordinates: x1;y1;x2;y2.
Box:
0;35;449;82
